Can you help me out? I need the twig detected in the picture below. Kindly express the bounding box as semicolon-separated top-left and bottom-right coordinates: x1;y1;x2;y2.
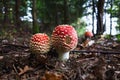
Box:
71;50;120;54
13;64;21;80
2;43;29;48
13;64;19;74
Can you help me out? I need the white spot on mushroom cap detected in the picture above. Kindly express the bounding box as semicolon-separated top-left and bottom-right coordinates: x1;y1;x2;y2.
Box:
65;30;67;33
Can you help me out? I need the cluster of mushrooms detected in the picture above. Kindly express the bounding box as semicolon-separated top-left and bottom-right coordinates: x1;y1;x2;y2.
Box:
29;24;93;61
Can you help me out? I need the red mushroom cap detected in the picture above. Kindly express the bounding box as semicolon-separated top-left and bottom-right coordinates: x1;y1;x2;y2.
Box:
51;25;78;53
30;33;50;54
84;31;93;38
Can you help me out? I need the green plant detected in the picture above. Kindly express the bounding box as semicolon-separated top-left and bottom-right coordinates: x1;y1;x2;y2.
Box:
104;34;111;39
71;18;86;37
116;34;120;41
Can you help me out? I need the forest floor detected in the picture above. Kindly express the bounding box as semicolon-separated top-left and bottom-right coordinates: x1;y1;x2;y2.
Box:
0;29;120;80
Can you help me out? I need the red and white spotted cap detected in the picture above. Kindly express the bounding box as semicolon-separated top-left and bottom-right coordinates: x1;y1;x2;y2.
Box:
30;33;50;54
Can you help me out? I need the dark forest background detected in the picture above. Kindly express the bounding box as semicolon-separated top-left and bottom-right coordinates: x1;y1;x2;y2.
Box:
0;0;120;38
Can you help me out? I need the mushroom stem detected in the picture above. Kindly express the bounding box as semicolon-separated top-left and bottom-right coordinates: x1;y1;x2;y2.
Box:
58;51;69;61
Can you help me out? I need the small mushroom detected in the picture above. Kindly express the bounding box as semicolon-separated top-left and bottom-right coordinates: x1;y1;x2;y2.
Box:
29;33;50;54
84;31;93;39
51;25;78;61
82;31;94;47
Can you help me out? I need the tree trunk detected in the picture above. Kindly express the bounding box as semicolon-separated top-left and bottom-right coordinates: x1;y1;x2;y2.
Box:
55;4;61;26
3;0;9;25
63;0;69;24
110;0;113;35
0;1;4;24
92;0;95;35
15;0;21;26
96;0;105;35
32;0;39;34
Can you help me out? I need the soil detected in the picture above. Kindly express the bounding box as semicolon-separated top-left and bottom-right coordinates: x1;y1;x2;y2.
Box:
0;32;120;80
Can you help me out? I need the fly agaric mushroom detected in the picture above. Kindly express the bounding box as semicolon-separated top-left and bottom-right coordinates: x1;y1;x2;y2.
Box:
29;33;50;54
84;31;93;39
51;25;78;61
82;31;94;47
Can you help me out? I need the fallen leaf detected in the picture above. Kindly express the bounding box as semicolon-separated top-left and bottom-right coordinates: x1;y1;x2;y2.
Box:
18;65;33;76
0;56;4;60
41;71;63;80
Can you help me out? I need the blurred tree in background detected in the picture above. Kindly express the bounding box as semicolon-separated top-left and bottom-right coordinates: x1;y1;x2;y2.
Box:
36;0;88;34
96;0;105;35
32;0;39;34
112;0;120;32
0;0;120;36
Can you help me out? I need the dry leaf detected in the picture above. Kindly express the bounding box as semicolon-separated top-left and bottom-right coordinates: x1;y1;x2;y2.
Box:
36;54;47;64
18;65;33;76
41;71;63;80
0;56;4;60
81;39;95;48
